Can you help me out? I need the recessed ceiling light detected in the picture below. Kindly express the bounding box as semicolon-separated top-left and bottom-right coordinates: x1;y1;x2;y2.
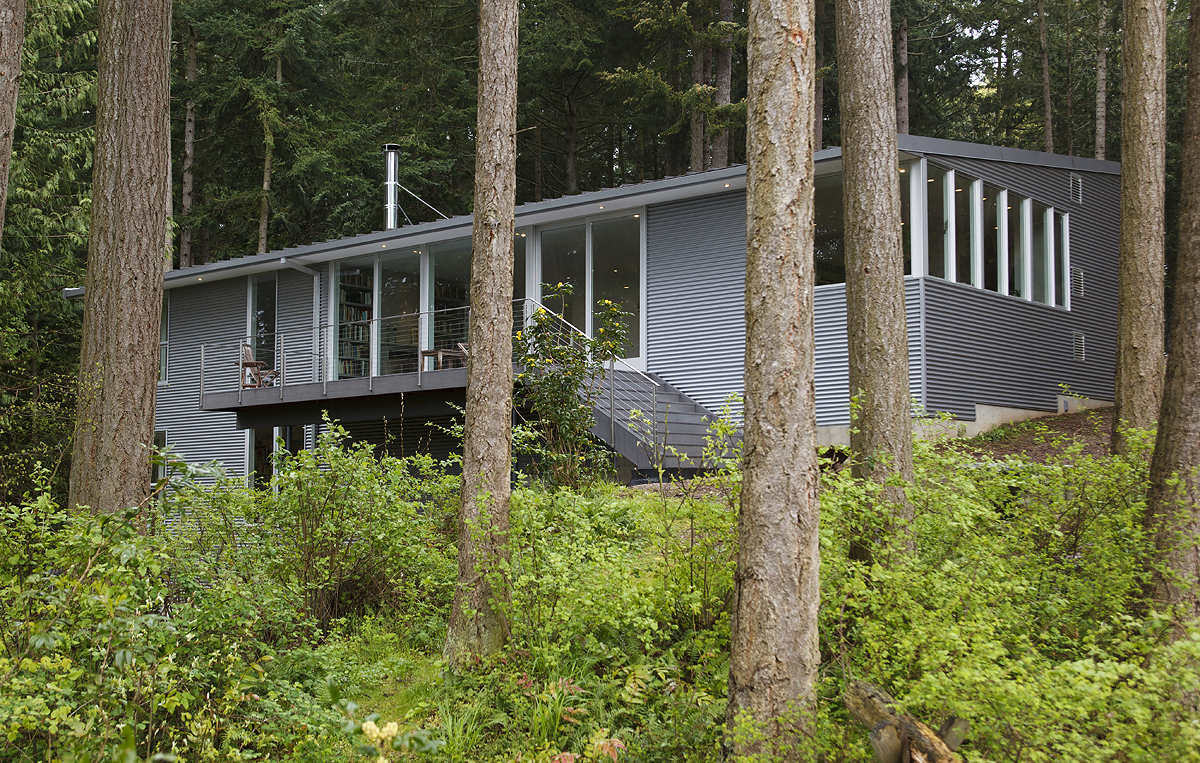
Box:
598;205;604;210
724;183;730;187
899;168;906;173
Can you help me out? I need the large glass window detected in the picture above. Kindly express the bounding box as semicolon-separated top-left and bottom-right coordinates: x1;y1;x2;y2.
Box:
1055;213;1068;307
900;163;912;274
591;215;641;357
514;232;527;301
252;272;277;371
1007;195;1026;298
927;166;948;279
540;225;588;329
428;238;471;354
1031;202;1050;304
380;249;421;374
954;172;975;285
983;184;1001;292
813;172;846;285
159;295;169;382
337;256;374;378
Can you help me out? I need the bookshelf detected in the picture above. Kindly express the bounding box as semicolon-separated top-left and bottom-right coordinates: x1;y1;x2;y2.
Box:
337;267;373;379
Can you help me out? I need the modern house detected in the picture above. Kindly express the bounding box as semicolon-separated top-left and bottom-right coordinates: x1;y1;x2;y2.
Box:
126;135;1119;481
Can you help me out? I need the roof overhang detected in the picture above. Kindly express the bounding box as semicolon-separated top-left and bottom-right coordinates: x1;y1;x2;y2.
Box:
63;135;1120;300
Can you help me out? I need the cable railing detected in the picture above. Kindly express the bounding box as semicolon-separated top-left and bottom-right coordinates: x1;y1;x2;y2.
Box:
199;298;662;455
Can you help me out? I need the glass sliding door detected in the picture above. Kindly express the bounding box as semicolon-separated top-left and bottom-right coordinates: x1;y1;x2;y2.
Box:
591;214;641;358
337;255;374;378
251;272;277;371
428;238;471;361
540;224;588;330
380;249;422;374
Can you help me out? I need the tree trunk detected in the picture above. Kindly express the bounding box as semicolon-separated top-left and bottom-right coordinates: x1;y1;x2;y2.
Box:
1112;0;1167;454
443;0;517;671
711;0;734;168
564;92;578;193
1095;3;1108;160
815;0;826;148
728;0;820;754
179;26;196;269
69;0;171;514
258;55;281;254
837;0;914;564
690;34;706;172
1039;0;1053;153
0;0;26;252
1144;0;1200;625
1066;1;1074;156
533;122;543;202
895;16;909;135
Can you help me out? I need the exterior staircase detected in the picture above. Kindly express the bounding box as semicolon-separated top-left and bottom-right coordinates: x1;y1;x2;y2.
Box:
590;368;734;471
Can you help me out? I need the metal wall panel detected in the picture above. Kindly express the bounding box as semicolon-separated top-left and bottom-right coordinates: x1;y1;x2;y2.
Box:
343;416;462;465
919;154;1118;418
276;268;315;384
645;192;924;427
645;191;746;415
156;279;248;474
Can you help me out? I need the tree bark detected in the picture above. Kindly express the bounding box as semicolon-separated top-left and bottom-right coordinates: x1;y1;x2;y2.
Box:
1066;1;1074;156
564;91;578;193
837;0;913;562
1095;4;1108;160
69;0;171;514
0;0;26;252
815;0;826;148
179;26;197;269
1143;0;1200;625
443;0;517;671
690;34;707;173
727;0;820;754
1039;0;1053;153
711;0;734;168
257;54;281;254
1112;0;1167;454
895;16;909;135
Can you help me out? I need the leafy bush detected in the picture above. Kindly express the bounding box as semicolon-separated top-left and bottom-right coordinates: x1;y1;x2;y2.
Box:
515;284;629;488
0;493;346;761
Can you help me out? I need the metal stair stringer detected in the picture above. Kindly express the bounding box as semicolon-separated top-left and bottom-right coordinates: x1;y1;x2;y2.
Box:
589;369;727;471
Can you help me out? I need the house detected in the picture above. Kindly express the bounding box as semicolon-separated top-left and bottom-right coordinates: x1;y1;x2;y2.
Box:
131;135;1119;482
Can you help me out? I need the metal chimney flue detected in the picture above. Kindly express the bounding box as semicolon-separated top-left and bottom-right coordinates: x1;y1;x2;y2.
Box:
382;143;401;230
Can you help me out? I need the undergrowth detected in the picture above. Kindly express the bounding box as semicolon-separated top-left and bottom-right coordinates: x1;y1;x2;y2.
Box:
1;420;1196;761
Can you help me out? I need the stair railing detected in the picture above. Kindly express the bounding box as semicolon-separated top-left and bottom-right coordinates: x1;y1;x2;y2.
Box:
517;299;661;459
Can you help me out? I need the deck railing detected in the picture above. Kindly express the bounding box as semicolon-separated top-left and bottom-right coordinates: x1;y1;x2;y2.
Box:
199;298;660;452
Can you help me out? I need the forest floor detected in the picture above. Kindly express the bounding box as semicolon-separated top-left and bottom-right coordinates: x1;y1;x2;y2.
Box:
957;406;1115;462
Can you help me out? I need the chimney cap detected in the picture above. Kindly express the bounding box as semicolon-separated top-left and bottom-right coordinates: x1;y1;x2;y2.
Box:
382;143;402;152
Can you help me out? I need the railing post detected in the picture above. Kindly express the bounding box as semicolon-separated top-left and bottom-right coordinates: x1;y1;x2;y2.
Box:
609;358;615;446
652;383;658;464
279;334;285;400
237;340;243;404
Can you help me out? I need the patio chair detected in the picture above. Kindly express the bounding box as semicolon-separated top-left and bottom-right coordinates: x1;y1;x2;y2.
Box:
240;342;280;388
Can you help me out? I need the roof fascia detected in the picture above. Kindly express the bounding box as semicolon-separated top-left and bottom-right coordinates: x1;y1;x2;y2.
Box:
898;134;1120;175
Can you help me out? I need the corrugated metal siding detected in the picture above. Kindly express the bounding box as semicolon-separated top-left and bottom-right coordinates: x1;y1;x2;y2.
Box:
645;191;746;414
919;155;1118;418
906;278;925;410
343;416;462;466
276;268;315;384
157;279;248;474
813;285;850;425
645;191;928;428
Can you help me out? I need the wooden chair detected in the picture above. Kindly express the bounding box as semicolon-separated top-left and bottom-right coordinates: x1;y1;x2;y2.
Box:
240;342;280;388
420;342;469;370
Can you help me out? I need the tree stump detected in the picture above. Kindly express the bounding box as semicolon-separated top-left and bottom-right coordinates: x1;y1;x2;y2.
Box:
843;680;968;763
